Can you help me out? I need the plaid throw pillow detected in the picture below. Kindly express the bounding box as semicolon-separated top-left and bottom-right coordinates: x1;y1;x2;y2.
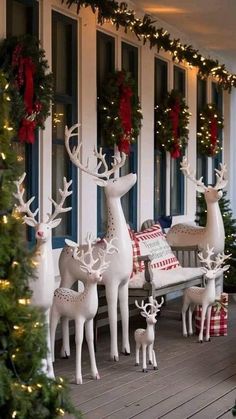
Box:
132;223;180;274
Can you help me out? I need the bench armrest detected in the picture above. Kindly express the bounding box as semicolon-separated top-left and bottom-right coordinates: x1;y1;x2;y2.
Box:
137;255;152;283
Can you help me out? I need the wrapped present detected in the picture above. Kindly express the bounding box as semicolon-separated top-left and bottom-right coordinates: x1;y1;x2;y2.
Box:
195;293;228;337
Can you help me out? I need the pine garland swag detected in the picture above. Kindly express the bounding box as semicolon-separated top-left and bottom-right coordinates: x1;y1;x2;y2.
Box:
0;34;53;144
197;104;223;157
155;90;190;158
99;70;142;154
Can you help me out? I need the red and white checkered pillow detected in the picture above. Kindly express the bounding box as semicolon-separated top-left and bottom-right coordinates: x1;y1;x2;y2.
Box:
131;223;180;274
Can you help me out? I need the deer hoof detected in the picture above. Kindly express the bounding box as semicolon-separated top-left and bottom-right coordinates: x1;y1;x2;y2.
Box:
111;355;119;362
153;366;158;370
189;332;193;336
60;351;69;359
149;360;153;365
142;368;148;373
183;333;188;338
206;338;211;342
76;377;83;385
135;363;139;366
199;340;203;343
122;349;130;356
95;373;100;380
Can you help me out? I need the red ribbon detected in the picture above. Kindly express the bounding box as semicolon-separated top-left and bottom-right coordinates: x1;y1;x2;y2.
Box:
118;77;133;154
210;116;218;155
22;57;35;114
169;100;181;159
18;118;37;144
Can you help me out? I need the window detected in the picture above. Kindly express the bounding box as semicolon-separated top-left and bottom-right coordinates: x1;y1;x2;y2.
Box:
52;11;77;248
6;0;39;244
170;66;186;215
121;41;138;230
97;31;115;236
154;58;167;217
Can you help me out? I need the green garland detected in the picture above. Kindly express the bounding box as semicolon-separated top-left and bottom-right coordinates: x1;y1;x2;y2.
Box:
63;0;236;92
155;90;190;158
197;104;223;156
0;35;53;144
99;70;142;154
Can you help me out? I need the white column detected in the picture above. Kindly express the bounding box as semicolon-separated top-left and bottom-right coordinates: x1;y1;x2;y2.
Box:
224;89;236;217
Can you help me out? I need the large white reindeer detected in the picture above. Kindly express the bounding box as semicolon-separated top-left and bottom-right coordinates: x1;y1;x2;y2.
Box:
167;157;228;254
14;173;72;377
51;234;117;384
182;246;230;342
134;297;164;372
59;123;137;361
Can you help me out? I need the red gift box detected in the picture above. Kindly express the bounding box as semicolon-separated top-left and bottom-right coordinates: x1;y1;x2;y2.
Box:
195;293;228;337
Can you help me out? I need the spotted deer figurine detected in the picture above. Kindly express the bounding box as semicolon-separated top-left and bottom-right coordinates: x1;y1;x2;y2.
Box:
134;297;164;372
50;234;118;384
59;123;137;362
182;245;230;343
14;173;72;378
167;157;228;254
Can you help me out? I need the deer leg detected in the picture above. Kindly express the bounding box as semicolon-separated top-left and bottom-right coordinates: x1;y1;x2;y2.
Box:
85;319;100;380
199;304;207;343
45;309;55;379
135;342;141;366
205;305;212;342
50;306;60;363
188;304;195;336
152;348;158;370
60;317;70;358
148;343;153;364
118;282;130;355
75;318;84;384
105;283;119;361
182;301;189;337
142;344;148;372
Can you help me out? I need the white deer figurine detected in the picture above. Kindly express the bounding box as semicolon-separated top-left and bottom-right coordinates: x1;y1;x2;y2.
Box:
50;234;117;384
166;157;228;254
59;123;137;361
13;173;72;377
134;297;164;372
182;245;230;343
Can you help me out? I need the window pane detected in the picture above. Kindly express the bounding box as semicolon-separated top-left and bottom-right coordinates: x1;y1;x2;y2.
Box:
7;0;38;37
212;82;223;173
121;42;138;230
52;11;77;245
154;58;168;218
170;158;184;215
174;66;186;97
197;76;208;180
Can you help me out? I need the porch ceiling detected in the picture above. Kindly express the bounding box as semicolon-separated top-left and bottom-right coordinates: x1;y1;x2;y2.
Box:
133;0;236;71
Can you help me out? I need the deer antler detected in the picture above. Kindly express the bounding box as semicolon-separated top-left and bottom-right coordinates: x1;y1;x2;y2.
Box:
13;173;39;225
152;297;164;312
135;300;151;315
214;163;228;190
180;157;207;191
47;177;72;223
65;123;126;180
73;233;99;273
198;245;215;269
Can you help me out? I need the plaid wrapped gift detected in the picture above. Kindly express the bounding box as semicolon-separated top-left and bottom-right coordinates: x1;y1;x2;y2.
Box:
195;293;228;337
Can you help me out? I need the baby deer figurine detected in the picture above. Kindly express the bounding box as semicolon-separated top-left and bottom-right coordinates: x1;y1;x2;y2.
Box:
182;245;230;343
50;234;118;384
134;296;164;372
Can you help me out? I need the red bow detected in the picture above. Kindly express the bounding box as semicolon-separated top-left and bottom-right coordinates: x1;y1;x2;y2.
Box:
18;118;37;144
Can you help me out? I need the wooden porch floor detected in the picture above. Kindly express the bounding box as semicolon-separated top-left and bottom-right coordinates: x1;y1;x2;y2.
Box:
54;297;236;419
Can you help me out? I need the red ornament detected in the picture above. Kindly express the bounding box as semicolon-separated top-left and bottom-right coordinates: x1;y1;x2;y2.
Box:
18;118;37;144
118;139;131;155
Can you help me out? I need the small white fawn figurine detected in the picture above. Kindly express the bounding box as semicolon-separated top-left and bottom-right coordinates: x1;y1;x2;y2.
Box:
182;245;230;343
60;123;137;361
134;297;164;372
14;173;72;377
50;234;118;384
167;157;228;254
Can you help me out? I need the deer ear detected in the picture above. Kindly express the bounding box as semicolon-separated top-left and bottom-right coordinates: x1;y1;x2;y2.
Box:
196;185;206;193
222;264;230;272
24;217;38;227
65;239;77;247
49;218;62;229
140;312;147;318
94;178;108;187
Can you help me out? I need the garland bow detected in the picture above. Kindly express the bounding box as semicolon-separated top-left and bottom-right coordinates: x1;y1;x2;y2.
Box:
100;70;142;154
155;90;190;158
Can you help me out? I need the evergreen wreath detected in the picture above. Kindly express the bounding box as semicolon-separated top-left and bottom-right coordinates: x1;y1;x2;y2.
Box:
155;90;190;158
99;70;142;154
0;34;53;144
197;104;223;156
